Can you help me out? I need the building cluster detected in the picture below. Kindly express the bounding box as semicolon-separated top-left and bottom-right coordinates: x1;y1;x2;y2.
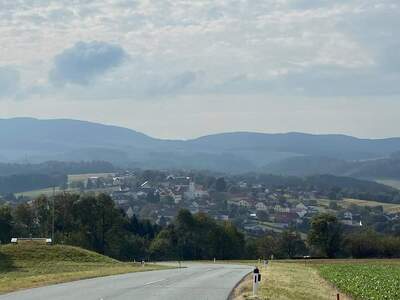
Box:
70;172;400;236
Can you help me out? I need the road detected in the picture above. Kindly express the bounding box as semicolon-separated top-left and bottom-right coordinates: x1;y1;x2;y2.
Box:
0;263;252;300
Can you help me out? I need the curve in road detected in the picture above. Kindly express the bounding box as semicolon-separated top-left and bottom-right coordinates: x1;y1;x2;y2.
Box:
0;262;252;300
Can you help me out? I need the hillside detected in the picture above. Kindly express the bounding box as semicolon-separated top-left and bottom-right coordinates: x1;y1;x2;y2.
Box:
0;243;118;263
0;243;164;294
1;118;400;175
265;154;400;180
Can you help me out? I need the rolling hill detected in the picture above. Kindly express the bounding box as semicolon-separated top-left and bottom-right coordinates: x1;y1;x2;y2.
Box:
1;117;400;176
0;243;164;294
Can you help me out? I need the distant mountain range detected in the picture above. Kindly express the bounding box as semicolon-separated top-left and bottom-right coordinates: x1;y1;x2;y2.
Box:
1;117;400;178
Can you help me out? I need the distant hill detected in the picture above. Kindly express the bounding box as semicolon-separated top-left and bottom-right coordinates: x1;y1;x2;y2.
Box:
1;118;400;176
265;154;400;180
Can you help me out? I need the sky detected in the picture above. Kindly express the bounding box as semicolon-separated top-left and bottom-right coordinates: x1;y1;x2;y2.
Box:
0;0;399;139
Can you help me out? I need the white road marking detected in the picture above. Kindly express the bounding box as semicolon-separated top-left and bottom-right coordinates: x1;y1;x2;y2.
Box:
143;279;167;286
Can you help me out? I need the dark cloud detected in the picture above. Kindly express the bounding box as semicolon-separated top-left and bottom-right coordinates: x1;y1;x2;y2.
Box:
0;66;20;98
49;41;127;86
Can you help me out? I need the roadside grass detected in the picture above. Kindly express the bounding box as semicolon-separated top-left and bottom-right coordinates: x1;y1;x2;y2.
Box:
0;243;167;294
232;260;351;300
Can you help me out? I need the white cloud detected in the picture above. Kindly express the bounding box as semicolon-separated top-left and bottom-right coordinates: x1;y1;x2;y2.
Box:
0;0;399;137
0;66;20;99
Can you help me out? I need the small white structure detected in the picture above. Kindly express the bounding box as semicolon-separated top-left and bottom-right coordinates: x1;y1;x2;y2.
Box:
255;202;268;211
239;200;250;208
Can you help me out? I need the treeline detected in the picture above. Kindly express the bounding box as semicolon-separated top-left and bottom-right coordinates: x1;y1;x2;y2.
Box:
0;194;246;260
1;194;399;260
0;161;116;194
0;161;116;176
0;174;66;194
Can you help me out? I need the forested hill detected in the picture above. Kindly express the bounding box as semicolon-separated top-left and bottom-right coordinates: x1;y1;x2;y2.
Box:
0;161;115;176
265;154;400;179
1;118;400;176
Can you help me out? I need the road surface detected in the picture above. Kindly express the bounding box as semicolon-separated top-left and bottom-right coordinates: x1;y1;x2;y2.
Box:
0;263;252;300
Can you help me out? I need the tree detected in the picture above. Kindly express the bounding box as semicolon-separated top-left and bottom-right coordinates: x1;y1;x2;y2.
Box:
33;195;51;237
215;177;227;192
256;234;279;259
308;213;342;258
13;203;34;237
278;230;307;258
328;201;339;210
175;209;196;259
0;205;13;243
150;228;177;260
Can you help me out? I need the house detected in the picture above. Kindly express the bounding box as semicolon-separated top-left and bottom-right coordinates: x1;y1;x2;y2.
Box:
294;203;308;218
184;182;210;200
344;211;353;219
274;205;290;213
274;212;299;224
126;207;134;218
172;193;182;204
239;181;248;188
296;203;307;211
140;181;153;190
255;202;268;211
239;199;251;208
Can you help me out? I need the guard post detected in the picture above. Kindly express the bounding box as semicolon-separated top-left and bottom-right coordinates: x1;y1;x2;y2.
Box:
253;266;261;296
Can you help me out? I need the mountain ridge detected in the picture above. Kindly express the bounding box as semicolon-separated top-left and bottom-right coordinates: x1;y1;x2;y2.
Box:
1;117;400;175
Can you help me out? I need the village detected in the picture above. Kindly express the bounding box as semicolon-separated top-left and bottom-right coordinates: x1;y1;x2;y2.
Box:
69;171;400;237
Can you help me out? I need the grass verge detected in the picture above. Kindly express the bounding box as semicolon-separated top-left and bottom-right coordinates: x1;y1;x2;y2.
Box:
0;243;167;294
231;261;351;300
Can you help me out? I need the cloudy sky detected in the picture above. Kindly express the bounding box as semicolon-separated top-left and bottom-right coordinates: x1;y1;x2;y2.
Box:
0;0;399;139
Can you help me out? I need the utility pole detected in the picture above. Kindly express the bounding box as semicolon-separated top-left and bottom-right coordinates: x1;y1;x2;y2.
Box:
52;186;55;244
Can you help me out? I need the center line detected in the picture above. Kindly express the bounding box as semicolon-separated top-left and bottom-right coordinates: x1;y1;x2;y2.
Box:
143;279;167;286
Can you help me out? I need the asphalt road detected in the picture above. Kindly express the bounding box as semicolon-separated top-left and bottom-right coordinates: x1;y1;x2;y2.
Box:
0;263;252;300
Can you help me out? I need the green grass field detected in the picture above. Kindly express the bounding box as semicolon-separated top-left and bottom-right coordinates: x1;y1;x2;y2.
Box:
68;173;115;183
376;179;400;190
0;242;166;294
317;261;400;300
15;187;80;198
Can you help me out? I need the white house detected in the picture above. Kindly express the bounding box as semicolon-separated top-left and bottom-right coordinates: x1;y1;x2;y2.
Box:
239;199;251;208
255;202;268;211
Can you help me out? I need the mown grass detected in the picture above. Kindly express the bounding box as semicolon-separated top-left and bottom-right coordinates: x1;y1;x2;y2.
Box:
68;173;115;183
0;243;167;294
232;261;349;300
317;261;400;300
